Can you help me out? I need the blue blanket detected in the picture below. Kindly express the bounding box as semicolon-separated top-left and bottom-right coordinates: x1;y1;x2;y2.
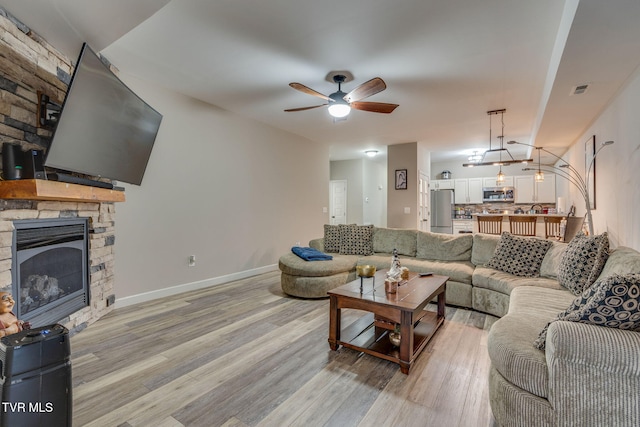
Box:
292;246;333;261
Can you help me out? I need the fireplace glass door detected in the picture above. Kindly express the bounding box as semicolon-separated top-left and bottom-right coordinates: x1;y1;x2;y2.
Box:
12;218;90;327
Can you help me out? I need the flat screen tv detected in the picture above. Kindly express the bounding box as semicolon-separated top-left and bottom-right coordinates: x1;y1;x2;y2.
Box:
44;43;162;186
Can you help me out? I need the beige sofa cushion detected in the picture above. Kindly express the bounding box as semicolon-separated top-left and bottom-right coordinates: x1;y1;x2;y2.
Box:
472;266;564;296
416;231;472;261
488;287;575;399
471;233;501;266
540;240;567;279
373;228;417;257
279;253;358;277
596;246;640;280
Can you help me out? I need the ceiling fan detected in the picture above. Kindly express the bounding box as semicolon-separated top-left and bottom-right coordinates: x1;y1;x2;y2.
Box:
284;74;399;118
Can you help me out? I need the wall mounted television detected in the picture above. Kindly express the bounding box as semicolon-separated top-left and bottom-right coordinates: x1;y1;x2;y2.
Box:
44;43;162;186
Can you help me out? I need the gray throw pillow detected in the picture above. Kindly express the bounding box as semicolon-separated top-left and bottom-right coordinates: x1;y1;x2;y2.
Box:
339;224;374;256
323;224;341;253
485;232;551;278
534;273;640;350
557;232;609;295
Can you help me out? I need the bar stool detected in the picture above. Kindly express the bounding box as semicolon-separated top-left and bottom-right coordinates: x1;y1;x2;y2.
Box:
563;216;584;242
509;215;537;236
477;215;503;235
543;216;563;239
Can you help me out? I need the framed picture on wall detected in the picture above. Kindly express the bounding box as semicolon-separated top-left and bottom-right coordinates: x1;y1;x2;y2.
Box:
395;169;407;190
585;135;596;209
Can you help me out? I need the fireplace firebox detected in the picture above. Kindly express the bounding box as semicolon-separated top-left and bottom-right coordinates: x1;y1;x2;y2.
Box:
10;218;90;328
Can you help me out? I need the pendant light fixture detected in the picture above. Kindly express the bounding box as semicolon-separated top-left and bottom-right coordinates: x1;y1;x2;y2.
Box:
495;113;506;183
534;147;544;182
462;109;533;167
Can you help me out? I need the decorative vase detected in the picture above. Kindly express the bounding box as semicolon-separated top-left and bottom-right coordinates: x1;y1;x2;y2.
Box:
389;331;401;347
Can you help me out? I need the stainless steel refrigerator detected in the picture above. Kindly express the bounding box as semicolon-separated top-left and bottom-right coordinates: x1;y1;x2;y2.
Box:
430;189;454;234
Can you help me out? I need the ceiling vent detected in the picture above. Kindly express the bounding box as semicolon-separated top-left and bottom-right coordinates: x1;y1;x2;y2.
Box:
571;84;590;95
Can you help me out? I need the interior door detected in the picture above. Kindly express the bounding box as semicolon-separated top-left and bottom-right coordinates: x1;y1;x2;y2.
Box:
419;172;430;231
329;180;347;225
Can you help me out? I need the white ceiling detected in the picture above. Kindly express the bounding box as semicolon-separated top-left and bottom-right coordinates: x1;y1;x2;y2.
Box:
2;0;640;164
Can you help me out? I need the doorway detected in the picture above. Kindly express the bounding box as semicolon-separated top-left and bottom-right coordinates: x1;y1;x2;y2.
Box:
329;180;347;225
419;172;430;231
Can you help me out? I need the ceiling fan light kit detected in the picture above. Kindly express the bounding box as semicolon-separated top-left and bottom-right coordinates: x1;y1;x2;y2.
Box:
327;102;351;118
285;74;398;119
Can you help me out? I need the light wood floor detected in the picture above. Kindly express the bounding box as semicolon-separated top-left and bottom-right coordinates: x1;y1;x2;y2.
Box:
71;271;498;427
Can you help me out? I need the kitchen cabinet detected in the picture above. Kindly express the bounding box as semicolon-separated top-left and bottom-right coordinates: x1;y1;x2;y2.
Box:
534;173;556;203
514;175;535;203
453;220;474;235
483;176;514;187
454;178;483;204
432;179;454;190
514;174;556;203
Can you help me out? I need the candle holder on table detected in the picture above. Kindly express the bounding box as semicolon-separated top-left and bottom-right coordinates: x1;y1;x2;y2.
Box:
356;265;376;293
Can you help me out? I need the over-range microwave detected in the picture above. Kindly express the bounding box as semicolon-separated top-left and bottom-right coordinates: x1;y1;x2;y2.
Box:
482;187;515;203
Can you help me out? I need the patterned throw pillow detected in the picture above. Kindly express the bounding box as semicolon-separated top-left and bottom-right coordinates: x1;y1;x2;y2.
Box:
534;274;640;350
323;224;342;253
485;232;552;277
557;232;610;295
339;224;374;256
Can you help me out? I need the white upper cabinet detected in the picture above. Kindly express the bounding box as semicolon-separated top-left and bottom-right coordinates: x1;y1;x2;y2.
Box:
433;179;455;190
468;178;483;203
454;178;483;204
535;173;556;203
514;174;556;204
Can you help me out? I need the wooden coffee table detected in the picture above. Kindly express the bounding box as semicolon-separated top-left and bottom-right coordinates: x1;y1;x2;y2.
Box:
328;270;447;374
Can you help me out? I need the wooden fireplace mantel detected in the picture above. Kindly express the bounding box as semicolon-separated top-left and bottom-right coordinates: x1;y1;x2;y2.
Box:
0;179;125;203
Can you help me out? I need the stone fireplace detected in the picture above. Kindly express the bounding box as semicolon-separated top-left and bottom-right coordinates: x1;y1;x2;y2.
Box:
0;199;117;334
0;10;121;334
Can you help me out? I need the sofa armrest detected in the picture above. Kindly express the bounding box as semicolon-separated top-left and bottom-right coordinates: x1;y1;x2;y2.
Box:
546;321;640;426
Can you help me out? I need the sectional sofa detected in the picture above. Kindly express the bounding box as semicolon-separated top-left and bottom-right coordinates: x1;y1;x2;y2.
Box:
278;225;640;426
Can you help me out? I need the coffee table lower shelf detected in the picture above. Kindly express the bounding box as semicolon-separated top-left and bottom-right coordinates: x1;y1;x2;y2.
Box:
338;311;443;366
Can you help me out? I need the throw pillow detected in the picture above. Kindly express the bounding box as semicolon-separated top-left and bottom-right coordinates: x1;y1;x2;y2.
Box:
339;224;374;256
557;232;610;295
323;224;342;253
534;273;640;350
485;232;552;277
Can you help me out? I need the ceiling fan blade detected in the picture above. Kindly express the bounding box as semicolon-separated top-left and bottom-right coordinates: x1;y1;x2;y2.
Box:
350;101;399;114
289;83;331;101
284;104;327;112
343;77;387;103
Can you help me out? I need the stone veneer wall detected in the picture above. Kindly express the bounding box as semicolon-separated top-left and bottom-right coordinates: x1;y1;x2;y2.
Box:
0;8;116;332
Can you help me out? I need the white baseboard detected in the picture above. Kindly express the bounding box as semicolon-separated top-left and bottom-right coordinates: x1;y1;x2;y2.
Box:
114;264;279;308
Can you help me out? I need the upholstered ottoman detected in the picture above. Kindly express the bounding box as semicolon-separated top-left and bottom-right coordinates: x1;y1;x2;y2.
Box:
278;252;358;298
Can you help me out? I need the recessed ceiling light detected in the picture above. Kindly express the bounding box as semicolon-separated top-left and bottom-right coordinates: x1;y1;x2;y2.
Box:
365;150;379;157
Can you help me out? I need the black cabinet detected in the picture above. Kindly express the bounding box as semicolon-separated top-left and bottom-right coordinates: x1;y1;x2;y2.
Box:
0;324;71;427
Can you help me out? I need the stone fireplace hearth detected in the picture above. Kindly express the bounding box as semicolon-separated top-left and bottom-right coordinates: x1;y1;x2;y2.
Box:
0;199;116;334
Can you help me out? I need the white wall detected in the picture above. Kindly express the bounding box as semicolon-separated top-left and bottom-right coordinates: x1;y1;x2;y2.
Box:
114;77;330;304
330;158;387;226
330;159;364;225
363;158;387;227
559;66;640;251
